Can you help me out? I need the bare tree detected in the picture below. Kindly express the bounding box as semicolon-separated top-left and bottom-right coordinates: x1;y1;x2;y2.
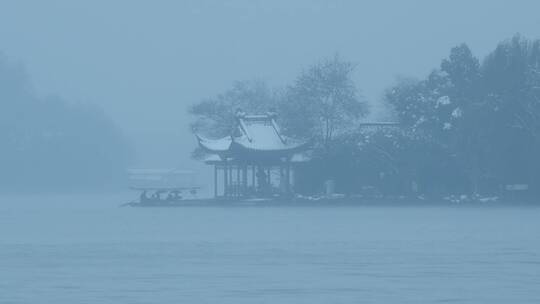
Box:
280;55;368;151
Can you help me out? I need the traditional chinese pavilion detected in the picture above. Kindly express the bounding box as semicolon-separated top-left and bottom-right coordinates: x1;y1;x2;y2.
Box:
195;111;310;199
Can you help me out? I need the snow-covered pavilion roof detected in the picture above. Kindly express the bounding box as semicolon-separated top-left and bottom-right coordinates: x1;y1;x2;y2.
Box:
195;134;232;152
196;112;308;156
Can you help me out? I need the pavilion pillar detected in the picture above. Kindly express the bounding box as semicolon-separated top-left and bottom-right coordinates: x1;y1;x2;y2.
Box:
228;165;234;196
252;165;256;189
279;164;284;195
286;161;291;195
267;167;271;189
290;166;295;192
242;165;248;197
214;165;218;198
223;163;228;197
236;165;240;197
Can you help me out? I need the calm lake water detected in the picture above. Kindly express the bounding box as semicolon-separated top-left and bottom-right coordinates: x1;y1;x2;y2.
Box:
1;194;539;303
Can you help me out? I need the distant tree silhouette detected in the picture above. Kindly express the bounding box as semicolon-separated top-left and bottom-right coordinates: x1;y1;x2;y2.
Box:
0;53;130;192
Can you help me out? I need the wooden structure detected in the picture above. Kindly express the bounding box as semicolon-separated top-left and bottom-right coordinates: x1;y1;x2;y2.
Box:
195;111;309;199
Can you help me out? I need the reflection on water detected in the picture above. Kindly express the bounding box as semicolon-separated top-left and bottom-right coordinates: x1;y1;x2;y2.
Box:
1;194;539;303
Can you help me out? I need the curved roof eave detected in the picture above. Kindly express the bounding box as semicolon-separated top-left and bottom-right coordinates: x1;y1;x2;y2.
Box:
195;134;232;153
230;140;310;154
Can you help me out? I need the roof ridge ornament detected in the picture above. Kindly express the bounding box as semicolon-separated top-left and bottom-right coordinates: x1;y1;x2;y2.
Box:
266;109;277;119
265;108;286;144
235;108;246;119
235;108;252;142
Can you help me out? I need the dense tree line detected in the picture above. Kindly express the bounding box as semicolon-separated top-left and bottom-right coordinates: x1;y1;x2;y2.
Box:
191;35;540;198
0;54;130;192
386;34;540;197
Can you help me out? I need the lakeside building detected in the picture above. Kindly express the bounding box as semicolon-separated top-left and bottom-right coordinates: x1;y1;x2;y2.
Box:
195;111;310;199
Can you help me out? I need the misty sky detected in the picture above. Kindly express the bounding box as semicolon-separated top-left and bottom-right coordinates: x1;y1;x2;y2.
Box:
1;0;540;169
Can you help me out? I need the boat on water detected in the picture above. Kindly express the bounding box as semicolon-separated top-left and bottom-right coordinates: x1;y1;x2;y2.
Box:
123;168;204;207
123;187;204;207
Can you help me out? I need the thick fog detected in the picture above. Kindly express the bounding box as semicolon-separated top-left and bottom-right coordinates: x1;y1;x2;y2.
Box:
1;0;540;191
3;3;540;303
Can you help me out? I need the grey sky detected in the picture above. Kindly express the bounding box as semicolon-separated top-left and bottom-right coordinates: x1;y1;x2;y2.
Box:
1;0;540;169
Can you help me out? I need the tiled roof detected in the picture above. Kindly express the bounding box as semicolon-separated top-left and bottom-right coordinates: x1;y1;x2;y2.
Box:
196;112;308;154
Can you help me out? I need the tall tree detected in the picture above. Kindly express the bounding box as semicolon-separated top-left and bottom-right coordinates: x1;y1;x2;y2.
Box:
482;34;540;187
441;44;484;193
280;55;368;150
386;44;484;193
190;80;276;138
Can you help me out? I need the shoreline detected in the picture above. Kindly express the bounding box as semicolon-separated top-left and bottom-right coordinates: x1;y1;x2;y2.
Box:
124;195;540;207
